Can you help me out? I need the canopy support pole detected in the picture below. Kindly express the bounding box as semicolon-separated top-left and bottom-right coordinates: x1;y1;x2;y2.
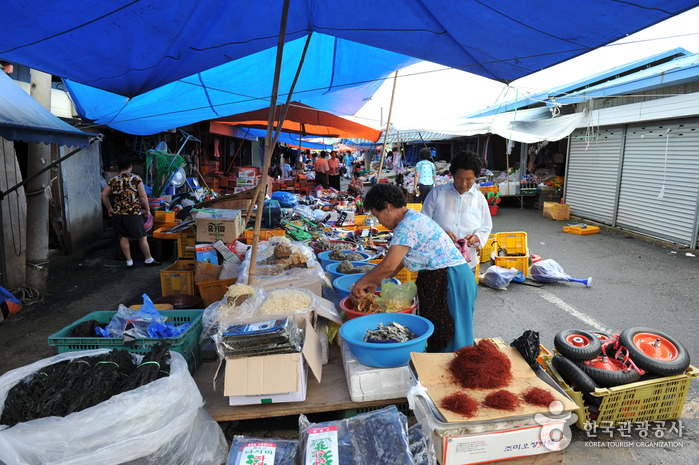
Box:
377;71;398;180
226;127;251;173
247;9;310;285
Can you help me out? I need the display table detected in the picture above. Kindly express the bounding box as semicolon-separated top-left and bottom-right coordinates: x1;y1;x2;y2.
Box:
195;342;405;421
500;194;537;209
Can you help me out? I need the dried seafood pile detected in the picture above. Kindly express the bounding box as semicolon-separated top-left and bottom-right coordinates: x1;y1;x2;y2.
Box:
364;322;417;343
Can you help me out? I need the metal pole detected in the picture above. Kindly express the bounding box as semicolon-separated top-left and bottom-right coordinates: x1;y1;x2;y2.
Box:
247;0;292;285
377;71;398;180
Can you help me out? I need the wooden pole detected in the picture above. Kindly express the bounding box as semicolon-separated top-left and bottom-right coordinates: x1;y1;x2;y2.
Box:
247;0;291;285
226;127;251;173
376;71;398;181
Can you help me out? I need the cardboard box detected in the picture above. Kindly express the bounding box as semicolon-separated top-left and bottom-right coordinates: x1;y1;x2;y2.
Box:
216;199;252;211
195;261;222;283
234;186;254;194
236;177;257;186
224;318;322;404
195;209;244;242
238;167;258;178
543;202;570;221
195;244;219;265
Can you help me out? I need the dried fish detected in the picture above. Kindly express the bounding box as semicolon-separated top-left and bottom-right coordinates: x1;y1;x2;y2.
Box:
364;322;417;343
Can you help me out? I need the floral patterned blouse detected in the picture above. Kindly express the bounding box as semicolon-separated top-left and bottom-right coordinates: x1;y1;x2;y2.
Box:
108;173;143;215
390;209;466;272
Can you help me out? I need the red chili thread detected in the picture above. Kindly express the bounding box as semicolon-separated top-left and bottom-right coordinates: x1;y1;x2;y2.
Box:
522;387;555;407
483;390;521;411
447;339;513;389
440;392;479;417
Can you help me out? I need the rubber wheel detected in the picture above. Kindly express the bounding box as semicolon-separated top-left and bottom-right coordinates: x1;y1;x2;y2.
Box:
619;327;690;376
590;331;613;342
552;355;602;407
575;357;641;387
554;329;602;361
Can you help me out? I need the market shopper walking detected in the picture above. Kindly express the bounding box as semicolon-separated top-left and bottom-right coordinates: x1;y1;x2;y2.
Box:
352;183;477;352
101;155;161;269
423;150;492;270
315;150;330;189
414;148;436;204
328;150;341;190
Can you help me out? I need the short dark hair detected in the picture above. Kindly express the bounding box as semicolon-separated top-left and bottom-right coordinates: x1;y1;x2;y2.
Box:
449;150;482;176
117;155;133;170
419;148;432;160
363;183;406;212
320;150;327;158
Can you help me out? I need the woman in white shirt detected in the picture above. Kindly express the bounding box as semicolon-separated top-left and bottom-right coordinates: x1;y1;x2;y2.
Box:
422;151;492;270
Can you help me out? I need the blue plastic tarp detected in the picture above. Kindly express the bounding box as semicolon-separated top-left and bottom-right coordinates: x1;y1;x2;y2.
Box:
2;1;698;98
63;33;418;135
0;72;96;147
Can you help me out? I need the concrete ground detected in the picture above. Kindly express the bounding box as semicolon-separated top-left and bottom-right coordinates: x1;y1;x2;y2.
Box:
1;199;698;464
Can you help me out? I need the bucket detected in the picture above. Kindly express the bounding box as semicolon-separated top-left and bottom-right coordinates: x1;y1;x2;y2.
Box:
489;205;498;216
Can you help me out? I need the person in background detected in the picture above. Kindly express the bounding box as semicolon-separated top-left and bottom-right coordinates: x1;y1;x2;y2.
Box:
101;155;161;269
423;150;492;271
352;183;477;352
314;150;330;189
414;147;436;204
328;150;341;190
282;156;292;179
348;171;364;197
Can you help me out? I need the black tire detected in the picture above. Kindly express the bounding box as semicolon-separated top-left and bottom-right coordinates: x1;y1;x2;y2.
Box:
574;358;641;387
552;355;602;407
554;329;602;361
619;327;690;377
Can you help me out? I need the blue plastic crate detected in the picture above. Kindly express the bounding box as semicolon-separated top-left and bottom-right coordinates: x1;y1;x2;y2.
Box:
47;310;203;375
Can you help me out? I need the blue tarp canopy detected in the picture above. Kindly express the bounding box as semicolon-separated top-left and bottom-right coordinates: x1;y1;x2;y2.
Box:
0;72;96;148
2;1;697;98
63;34;418;135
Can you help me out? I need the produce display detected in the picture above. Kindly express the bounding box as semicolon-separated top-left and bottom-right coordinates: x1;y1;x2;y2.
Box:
223;283;255;307
364;322;417;343
257;289;314;315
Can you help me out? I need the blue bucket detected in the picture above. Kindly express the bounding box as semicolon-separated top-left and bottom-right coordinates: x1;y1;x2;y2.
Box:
318;250;370;270
333;274;399;301
339;313;434;368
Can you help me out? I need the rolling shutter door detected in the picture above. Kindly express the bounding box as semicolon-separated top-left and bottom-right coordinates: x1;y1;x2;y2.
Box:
565;126;624;224
616;119;699;246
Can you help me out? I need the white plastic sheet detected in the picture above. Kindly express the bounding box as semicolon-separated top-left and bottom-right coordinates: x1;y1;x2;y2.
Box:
0;350;227;465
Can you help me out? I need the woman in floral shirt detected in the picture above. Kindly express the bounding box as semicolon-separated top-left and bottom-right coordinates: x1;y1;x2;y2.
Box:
352;184;477;351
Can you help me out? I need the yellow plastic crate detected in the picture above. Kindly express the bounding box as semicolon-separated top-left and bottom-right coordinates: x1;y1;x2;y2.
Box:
353;215;366;226
543;353;699;430
244;228;286;240
154;211;176;223
494;254;530;277
196;278;238;307
495;231;528;255
177;228;197;259
563;225;600;235
160;260;196;296
368;259;418;283
406;203;422;213
474;262;479;285
129;303;174;310
479;234;497;263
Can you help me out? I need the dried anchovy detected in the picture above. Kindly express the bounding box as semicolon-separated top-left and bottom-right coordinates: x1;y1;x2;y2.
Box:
364;322;417;343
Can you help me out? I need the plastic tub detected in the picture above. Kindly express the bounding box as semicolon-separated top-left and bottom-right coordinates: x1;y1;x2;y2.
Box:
318;250;370;270
310;240;359;258
339;313;434;368
326;262;376;282
333;275;400;301
339;292;418;320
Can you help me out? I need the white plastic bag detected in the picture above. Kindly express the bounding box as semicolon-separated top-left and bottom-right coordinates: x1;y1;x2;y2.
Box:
480;266;521;290
200;285;265;343
238;241;330;289
0;350;227;465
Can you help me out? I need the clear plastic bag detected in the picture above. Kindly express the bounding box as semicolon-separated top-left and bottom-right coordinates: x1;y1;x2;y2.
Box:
104;294;168;338
227;436;299;465
0;350;228;465
238;241;330;289
213;315;304;359
529;259;592;287
409;422;438;465
298;405;414;465
200;286;264;343
480;266;522;290
377;280;418;312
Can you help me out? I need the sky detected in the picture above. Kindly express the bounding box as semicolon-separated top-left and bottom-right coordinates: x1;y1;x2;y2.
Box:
352;6;699;132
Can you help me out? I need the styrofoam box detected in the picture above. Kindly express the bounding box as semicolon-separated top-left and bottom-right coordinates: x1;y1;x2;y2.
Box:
340;337;413;402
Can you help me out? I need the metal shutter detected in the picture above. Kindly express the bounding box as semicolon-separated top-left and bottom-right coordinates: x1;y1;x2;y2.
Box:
565;126;624;224
616;119;699;246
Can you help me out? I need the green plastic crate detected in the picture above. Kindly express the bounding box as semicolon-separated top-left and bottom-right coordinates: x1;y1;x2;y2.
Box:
47;310;203;375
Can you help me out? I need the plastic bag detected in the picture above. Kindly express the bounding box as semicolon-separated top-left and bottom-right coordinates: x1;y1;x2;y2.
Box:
511;330;541;370
298;405;414;465
0;286;22;320
103;294;168;338
479;266;522;290
409;422;438;465
529;259;592;287
200;286;264;343
0;351;227;465
377;280;418;312
227;436;299;465
214;315;303;359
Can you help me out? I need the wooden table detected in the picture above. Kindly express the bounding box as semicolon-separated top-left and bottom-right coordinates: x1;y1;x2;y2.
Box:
195;343;406;422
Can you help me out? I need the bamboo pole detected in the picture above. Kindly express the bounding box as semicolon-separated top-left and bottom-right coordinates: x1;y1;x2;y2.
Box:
376;71;398;180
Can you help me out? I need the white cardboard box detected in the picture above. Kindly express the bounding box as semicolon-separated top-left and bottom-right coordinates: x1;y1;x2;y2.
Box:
340;337;413;402
224;318;322;405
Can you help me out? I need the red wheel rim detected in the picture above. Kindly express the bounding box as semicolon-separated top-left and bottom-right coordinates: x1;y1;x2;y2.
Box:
584;356;627;371
633;333;678;361
591;332;609;342
566;334;592;347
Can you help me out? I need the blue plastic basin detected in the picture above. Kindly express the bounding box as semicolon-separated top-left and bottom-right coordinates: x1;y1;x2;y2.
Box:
333;274;399;301
339;313;434;368
326;262;377;283
318;250;370;270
